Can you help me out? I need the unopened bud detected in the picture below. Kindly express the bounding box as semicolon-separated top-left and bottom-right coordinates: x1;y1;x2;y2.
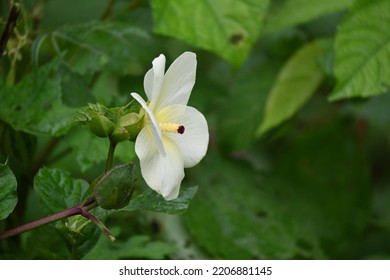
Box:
90;112;115;138
119;112;144;142
95;163;135;210
110;125;130;143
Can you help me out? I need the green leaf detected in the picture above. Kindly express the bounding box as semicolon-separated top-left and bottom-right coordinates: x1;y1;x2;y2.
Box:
258;39;330;135
59;65;95;107
52;21;154;75
0;161;17;220
19;191;69;259
122;186;198;215
151;0;269;67
264;0;353;33
84;229;175;260
34;167;103;259
66;127;135;173
21;225;69;259
0;57;76;137
329;0;390;101
34;167;89;213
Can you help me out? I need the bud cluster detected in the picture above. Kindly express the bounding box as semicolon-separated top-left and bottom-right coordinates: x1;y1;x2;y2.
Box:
74;102;144;143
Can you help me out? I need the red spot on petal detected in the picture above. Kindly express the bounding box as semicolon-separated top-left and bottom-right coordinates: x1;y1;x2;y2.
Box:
177;125;185;134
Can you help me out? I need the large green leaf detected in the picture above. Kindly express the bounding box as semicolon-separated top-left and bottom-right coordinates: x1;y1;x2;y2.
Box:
329;0;390;101
0;58;76;137
122;186;198;215
34;167;102;258
34;167;88;213
52;21;155;75
0;161;17;220
151;0;269;67
264;0;353;33
258;39;330;135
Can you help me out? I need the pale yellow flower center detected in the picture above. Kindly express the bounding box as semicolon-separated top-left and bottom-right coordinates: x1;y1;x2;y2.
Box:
159;122;185;134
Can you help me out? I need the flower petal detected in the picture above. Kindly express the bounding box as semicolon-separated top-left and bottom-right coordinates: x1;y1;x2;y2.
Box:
131;92;165;156
135;129;184;200
154;52;197;110
143;68;154;101
148;54;166;107
156;105;209;168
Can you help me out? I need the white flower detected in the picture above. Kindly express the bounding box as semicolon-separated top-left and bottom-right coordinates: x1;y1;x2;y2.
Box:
131;52;209;200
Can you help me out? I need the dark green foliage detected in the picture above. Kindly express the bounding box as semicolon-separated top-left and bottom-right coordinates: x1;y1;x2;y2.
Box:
0;0;390;260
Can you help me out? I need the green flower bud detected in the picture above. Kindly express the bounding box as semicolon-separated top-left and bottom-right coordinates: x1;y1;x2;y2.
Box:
109;112;144;143
90;112;115;138
119;112;144;142
119;112;139;127
110;125;130;143
94;163;135;210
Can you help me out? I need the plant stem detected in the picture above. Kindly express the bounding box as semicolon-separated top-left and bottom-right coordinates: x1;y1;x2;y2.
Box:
0;3;20;59
80;209;115;241
100;0;116;20
0;206;82;239
105;139;116;172
0;199;114;241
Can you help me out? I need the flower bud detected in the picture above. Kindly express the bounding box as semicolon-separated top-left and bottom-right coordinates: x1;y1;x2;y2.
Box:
94;163;135;210
89;112;115;138
110;125;130;143
119;112;144;142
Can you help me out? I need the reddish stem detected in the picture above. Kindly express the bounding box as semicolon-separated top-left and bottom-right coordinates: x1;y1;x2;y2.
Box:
0;199;114;241
0;206;81;239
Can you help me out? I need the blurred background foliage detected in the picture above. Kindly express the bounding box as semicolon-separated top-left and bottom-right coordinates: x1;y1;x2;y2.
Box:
0;0;390;259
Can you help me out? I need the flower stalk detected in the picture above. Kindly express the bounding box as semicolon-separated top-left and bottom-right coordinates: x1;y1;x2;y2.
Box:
105;138;117;172
0;199;114;241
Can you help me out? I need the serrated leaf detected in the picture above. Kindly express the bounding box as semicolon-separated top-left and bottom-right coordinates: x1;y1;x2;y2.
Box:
258;39;330;135
329;0;390;101
0;161;17;220
264;0;353;33
34;167;89;213
52;21;154;74
122;186;198;215
0;57;76;136
34;167;103;259
151;0;269;67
